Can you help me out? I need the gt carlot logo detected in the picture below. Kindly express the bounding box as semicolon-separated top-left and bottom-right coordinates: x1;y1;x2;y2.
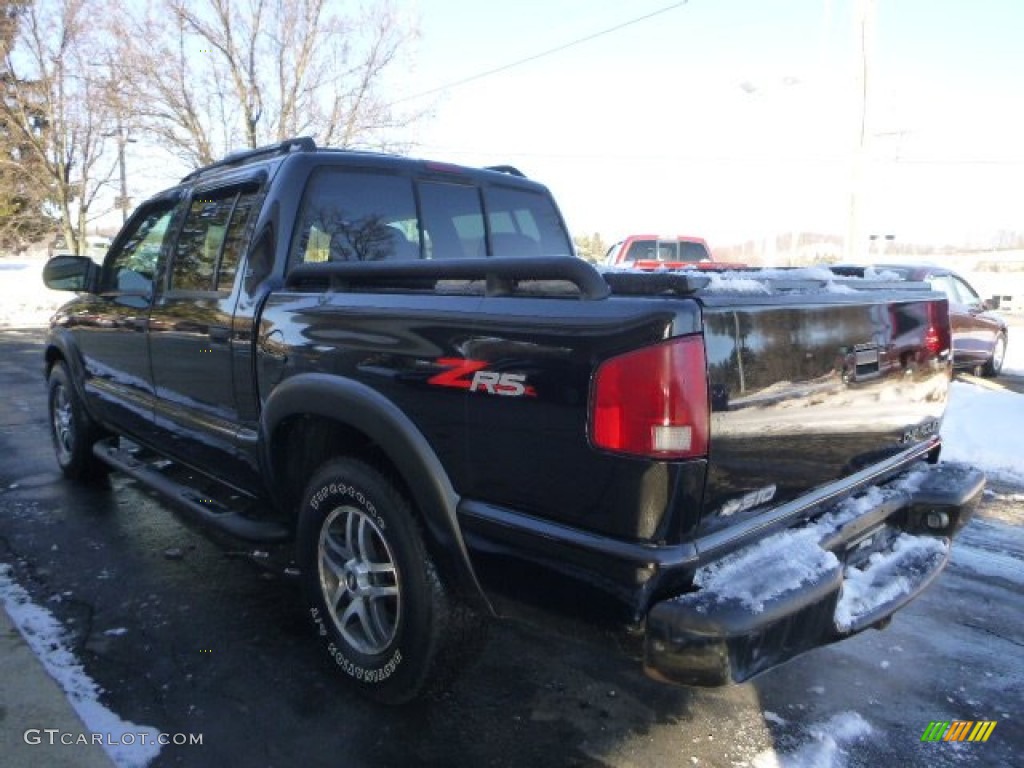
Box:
921;720;997;742
428;358;536;397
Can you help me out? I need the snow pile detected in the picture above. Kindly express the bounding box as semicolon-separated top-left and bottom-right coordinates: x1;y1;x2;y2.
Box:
998;322;1024;375
889;464;930;493
700;271;772;294
862;266;904;281
598;264;889;295
747;267;838;282
0;564;162;767
753;712;874;768
0;260;71;328
684;266;862;295
823;282;858;294
940;381;1024;485
814;486;891;531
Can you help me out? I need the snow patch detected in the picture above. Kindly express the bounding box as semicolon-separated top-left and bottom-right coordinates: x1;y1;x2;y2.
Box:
752;712;874;768
824;282;858;294
0;259;72;328
700;271;773;294
682;478;956;631
835;534;947;631
941;381;1024;485
0;564;161;767
949;526;1024;585
863;267;903;281
689;526;839;613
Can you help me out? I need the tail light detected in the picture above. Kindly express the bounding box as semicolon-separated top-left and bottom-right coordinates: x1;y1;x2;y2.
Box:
924;300;951;357
590;335;709;460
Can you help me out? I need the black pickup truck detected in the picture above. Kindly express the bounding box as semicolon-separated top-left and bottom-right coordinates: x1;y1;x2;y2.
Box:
42;138;984;703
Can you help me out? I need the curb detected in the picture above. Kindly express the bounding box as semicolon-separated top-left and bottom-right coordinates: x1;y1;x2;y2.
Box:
0;604;114;768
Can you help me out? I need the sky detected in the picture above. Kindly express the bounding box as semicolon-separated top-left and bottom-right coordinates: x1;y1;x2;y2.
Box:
386;0;1024;250
117;0;1024;252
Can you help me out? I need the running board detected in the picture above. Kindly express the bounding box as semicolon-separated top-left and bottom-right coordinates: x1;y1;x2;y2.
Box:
92;439;290;543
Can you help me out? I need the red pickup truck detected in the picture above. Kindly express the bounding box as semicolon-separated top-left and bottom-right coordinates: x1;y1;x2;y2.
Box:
605;234;740;270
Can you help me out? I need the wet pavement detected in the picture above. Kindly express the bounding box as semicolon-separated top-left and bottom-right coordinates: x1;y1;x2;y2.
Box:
1;327;1021;767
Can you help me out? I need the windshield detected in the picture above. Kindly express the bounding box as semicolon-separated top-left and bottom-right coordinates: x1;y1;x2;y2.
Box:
624;239;710;262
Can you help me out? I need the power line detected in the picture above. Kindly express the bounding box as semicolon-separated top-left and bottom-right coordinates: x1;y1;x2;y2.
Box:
392;2;689;105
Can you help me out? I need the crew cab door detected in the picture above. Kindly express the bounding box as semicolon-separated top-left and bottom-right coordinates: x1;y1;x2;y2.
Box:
72;197;180;439
147;181;261;485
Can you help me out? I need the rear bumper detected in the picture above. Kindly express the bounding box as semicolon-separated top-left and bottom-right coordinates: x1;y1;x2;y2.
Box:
644;462;985;686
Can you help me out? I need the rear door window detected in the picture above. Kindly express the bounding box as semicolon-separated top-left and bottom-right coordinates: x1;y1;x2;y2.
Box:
418;181;484;259
679;241;711;262
170;186;260;293
292;169;420;263
484;186;570;257
928;276;960;305
290;169;570;264
624;239;657;262
951;276;981;307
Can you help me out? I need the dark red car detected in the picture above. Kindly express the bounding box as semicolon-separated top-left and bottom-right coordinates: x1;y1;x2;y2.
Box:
835;264;1008;376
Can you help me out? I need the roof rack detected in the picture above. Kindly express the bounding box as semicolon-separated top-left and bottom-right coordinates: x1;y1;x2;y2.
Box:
484;165;526;178
181;137;317;183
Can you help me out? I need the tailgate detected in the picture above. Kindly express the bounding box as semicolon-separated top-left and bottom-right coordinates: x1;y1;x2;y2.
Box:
699;294;951;540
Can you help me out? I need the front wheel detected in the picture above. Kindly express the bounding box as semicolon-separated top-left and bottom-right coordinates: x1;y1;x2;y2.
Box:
982;333;1007;377
297;458;484;704
47;361;109;482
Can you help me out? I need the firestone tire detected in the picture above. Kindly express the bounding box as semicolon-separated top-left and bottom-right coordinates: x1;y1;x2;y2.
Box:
297;458;484;704
47;361;110;482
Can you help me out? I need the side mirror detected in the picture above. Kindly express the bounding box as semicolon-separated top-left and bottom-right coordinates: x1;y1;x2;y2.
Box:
43;255;98;293
982;297;999;311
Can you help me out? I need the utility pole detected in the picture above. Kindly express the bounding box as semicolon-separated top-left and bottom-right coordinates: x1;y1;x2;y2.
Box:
116;120;130;224
845;0;876;263
91;61;133;224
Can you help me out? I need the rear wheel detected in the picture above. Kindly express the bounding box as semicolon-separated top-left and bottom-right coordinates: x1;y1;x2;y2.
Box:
47;361;109;482
982;333;1007;377
297;458;485;704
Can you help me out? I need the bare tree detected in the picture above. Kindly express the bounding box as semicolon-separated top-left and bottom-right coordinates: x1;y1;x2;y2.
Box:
1;2;54;249
1;0;117;254
111;0;420;169
573;232;608;263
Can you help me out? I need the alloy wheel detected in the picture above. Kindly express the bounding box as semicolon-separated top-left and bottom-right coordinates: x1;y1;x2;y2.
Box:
317;505;401;655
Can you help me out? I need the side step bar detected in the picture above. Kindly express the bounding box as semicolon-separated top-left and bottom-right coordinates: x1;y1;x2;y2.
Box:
92;439;290;543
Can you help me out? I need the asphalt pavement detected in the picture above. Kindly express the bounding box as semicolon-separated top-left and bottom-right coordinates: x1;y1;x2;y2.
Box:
1;326;1021;768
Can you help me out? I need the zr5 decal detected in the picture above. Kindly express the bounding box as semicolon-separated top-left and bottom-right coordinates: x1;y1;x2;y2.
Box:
428;358;536;397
